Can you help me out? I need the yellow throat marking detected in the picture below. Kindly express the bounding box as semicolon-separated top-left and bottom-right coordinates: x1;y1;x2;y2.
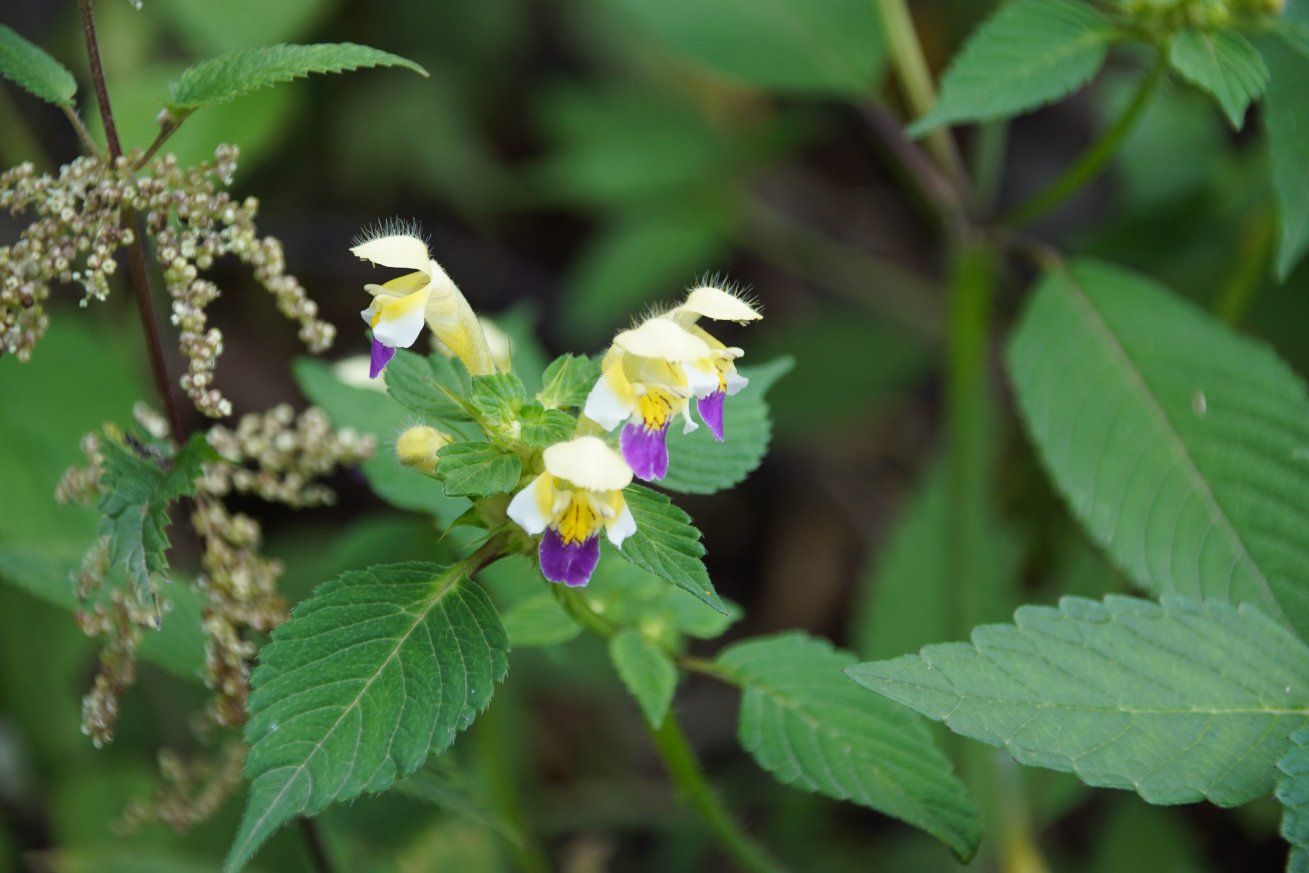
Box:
637;386;678;431
557;495;601;544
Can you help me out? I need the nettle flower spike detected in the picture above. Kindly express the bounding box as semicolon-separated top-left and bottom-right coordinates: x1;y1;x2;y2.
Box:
351;228;494;378
584;318;710;481
507;436;636;588
668;285;762;441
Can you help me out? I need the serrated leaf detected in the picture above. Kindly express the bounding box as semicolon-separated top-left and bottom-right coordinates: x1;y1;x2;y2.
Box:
585;551;740;646
470;373;526;428
168;43;426;111
384;350;474;430
849;596;1309;807
717;633;980;860
910;0;1118;135
1264;40;1309;280
518;403;577;447
226;562;509;872
538;354;600;410
1278;728;1309;873
436;443;522;498
1168;30;1268;129
610;628;677;726
604;0;884;94
1006;260;1309;638
501;592;581;647
616;485;724;614
661;357;792;495
0;24;76;107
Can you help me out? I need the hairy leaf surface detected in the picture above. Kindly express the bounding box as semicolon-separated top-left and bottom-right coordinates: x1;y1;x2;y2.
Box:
0;24;76;106
1278;728;1309;873
436;443;521;498
610;628;677;727
1168;30;1268;129
617;485;724;613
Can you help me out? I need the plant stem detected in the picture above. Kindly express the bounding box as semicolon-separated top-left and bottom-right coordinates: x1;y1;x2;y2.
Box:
1212;207;1274;327
648;714;791;873
1001;52;1166;229
78;0;188;443
474;697;552;873
296;817;336;873
133;110;190;171
873;0;966;186
59;105;104;160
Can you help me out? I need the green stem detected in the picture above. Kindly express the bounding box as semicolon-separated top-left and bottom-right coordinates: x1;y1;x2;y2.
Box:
1212;208;1274;327
648;714;791;873
474;696;552;873
133;109;190;170
969;120;1008;216
59;105;105;160
873;0;966;185
296;817;337;873
1001;52;1166;228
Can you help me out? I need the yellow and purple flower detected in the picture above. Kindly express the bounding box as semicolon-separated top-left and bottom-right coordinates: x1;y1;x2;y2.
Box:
668;285;761;441
506;436;637;587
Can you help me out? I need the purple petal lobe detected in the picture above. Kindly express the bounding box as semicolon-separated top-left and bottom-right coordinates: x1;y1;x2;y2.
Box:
369;338;397;378
621;421;670;481
697;390;726;441
539;528;601;587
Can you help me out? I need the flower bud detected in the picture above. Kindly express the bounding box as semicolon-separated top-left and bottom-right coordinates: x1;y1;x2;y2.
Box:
395;425;452;475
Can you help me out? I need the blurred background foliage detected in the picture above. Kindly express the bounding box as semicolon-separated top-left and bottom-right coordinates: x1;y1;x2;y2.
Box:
0;0;1303;870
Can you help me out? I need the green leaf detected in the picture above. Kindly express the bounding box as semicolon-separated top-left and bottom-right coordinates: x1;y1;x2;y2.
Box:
1168;30;1268;129
717;633;980;860
909;0;1118;136
616;485;724;614
604;0;884;93
538;354;600;410
517;403;577;447
226;562;508;872
609;629;678;727
585;551;740;646
436;443;522;498
1264;41;1309;280
469;373;526;428
0;24;76;107
168;43;427;111
384;350;475;431
848;596;1309;806
501;592;581;647
661;357;791;495
1277;727;1309;873
1006;260;1309;638
97;432;216;605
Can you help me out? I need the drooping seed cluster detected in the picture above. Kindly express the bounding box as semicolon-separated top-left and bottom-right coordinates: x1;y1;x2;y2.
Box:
1;145;336;417
118;741;247;835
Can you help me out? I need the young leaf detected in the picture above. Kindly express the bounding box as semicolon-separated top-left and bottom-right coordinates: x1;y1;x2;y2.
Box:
660;357;791;496
518;403;577;447
384;350;474;430
538;354;600;410
1168;30;1268;129
848;596;1309;807
603;0;885;94
909;0;1119;136
1264;41;1309;280
470;373;526;428
717;633;980;860
609;628;677;727
585;551;740;646
0;24;76;107
436;442;522;498
1006;260;1309;639
226;562;509;872
1277;727;1309;873
168;43;427;111
616;485;725;614
501;592;582;647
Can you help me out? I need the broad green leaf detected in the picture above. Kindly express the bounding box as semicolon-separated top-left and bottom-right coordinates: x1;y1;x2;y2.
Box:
616;485;725;614
910;0;1118;135
585;551;740;646
538;354;600;410
1006;260;1309;638
1168;30;1268;129
0;24;76;106
1278;727;1309;873
293;359;466;525
384;350;474;431
470;373;526;428
517;403;576;447
169;43;427;111
661;357;792;495
226;562;508;872
436;443;522;498
609;628;677;727
604;0;884;93
1264;41;1309;280
717;633;980;860
849;595;1309;806
501;592;581;647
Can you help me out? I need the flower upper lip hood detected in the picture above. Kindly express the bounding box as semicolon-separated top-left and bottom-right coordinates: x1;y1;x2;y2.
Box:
542;435;634;492
352;230;494;378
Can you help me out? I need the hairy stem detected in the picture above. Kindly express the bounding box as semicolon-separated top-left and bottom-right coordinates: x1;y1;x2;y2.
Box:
59;104;104;160
648;714;791;873
78;0;187;443
296;817;336;873
1001;52;1165;228
133;110;190;171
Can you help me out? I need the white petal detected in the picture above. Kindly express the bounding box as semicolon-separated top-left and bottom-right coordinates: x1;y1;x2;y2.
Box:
605;498;637;548
583;367;635;431
682;413;699;435
351;233;431;271
507;474;553;535
677;286;762;322
724;371;749;396
682;360;720;397
613;318;712;363
543;436;633;492
360;300;381;326
371;287;432;348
